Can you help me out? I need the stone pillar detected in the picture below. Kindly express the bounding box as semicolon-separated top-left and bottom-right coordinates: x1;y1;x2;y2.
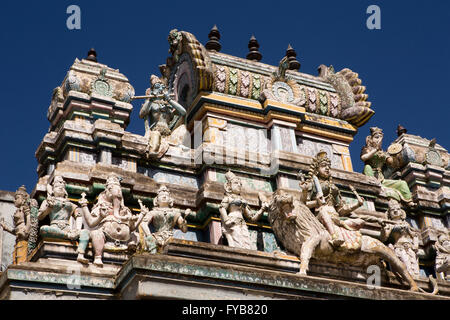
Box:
271;124;298;153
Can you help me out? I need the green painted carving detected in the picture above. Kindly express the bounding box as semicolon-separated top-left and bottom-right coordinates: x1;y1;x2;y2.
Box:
228;68;238;95
319;91;328;115
251;75;261;100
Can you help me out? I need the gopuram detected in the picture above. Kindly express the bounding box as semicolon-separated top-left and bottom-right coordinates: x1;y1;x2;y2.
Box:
0;27;449;300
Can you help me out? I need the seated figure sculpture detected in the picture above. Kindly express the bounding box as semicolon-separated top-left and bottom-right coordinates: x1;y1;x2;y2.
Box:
219;171;269;250
139;75;187;158
138;185;194;253
301;151;365;249
79;174;145;266
361;127;415;207
264;150;423;292
380;199;420;277
38;176;90;264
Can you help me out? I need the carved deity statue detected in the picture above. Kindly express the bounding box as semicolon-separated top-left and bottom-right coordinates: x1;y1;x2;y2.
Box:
219;171;269;250
0;186;38;264
435;232;450;280
38;176;90;264
301;150;365;249
264;150;424;292
361;127;415;207
79;174;145;266
380;199;420;277
138;185;194;253
139;75;187;158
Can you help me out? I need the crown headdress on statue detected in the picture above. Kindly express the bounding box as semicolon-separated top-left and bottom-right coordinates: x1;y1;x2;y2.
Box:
150;74;163;87
314;150;331;166
106;174;122;186
370;127;383;136
308;150;331;178
225;171;239;182
15;185;29;198
157;185;170;194
53;175;66;187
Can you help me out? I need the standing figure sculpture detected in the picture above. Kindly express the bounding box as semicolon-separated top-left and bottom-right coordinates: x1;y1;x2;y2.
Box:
380;199;420;277
138;185;194;254
435;232;450;280
361;127;415;207
0;186;37;264
79;174;145;266
265;151;422;292
219;171;269;250
139;75;187;158
38;176;90;264
301;151;365;249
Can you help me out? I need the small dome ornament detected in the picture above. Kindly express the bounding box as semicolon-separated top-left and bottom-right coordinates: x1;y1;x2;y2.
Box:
286;44;301;71
246;35;262;62
86;48;98;62
397;124;407;137
205;25;221;52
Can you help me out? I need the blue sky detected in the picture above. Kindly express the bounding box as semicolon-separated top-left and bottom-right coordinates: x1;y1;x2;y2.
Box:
0;1;449;193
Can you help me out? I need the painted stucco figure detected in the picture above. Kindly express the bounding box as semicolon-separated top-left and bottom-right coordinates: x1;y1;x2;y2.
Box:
219;171;269;250
38;176;90;264
435;232;450;280
139;75;187;158
138;185;194;253
380;199;420;277
79;174;145;266
301;151;365;249
265;151;422;292
0;186;38;264
361;127;415;207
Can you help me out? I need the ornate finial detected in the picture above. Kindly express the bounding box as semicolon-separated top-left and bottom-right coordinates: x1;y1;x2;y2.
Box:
397;124;407;137
205;25;221;52
429;138;437;149
286;44;301;71
246;35;262;62
86;48;97;62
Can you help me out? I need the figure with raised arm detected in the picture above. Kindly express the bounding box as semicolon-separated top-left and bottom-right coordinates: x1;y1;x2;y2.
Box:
219;171;269;250
139;75;187;157
138;185;194;253
79;174;145;266
38;176;90;264
301;151;365;249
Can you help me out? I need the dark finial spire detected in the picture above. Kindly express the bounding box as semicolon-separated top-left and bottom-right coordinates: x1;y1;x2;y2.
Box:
286;44;301;71
397;124;407;137
246;35;262;62
205;25;222;52
86;48;97;62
